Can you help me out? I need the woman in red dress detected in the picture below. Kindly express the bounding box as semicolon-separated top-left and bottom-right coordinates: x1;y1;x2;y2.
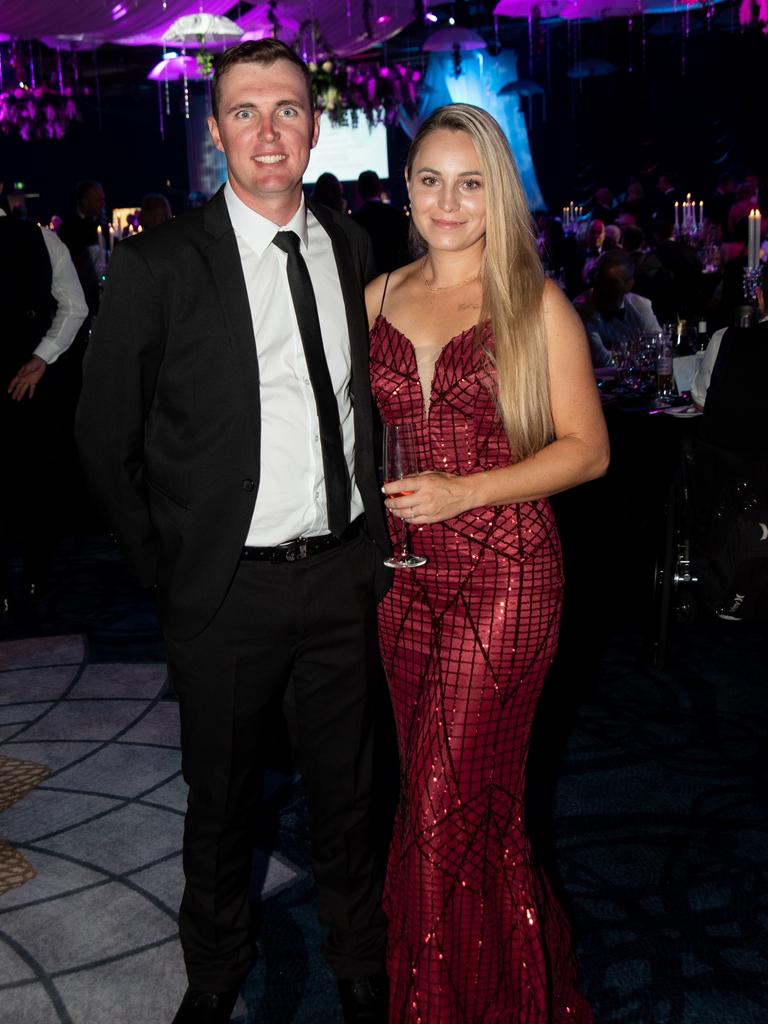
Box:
366;105;609;1023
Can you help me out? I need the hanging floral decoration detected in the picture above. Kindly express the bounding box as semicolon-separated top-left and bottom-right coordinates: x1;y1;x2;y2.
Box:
308;58;421;127
0;46;87;141
293;17;421;127
194;40;216;78
0;84;86;141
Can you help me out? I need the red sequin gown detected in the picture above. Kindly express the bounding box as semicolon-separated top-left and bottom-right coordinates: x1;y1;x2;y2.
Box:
370;314;593;1024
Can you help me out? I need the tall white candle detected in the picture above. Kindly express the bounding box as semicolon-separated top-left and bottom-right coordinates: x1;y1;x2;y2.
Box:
748;210;757;269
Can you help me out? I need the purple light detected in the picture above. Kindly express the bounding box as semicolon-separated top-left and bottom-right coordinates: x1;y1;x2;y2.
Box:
111;3;127;20
425;12;438;22
377;14;390;24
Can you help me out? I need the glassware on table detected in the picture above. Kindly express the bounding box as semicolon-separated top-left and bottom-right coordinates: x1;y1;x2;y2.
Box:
611;331;643;389
654;329;675;406
383;423;428;569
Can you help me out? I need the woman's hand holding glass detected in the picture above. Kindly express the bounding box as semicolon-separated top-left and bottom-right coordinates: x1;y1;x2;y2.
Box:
383;470;475;525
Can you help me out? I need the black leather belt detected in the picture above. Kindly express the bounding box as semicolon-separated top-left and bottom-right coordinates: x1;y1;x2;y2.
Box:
241;516;364;563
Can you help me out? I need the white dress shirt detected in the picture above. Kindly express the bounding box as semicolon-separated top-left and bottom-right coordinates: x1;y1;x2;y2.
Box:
0;209;88;364
691;316;768;408
36;228;89;364
224;183;363;545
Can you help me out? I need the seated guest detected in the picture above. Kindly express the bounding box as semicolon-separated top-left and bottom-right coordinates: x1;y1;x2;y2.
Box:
603;224;622;250
651;219;703;322
653;170;679;223
538;215;583;297
616;210;638;232
351;169;409;272
592;186;616;225
621;180;651;233
574;250;661;367
311;171;347;213
139;193;172;231
709;174;736;236
622;224;671;317
691;261;767;454
580;218;606;284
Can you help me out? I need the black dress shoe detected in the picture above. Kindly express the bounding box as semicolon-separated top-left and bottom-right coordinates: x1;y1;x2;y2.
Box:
337;973;389;1023
171;988;239;1023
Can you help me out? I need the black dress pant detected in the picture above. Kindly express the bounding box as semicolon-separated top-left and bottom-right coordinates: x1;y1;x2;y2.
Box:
164;531;388;991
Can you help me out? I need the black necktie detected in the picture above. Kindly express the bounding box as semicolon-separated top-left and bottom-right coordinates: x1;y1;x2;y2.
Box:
603;306;626;322
272;230;349;537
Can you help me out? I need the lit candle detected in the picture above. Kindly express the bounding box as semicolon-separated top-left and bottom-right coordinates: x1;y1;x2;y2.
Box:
699;200;704;228
674;201;680;231
108;224;114;252
755;211;760;268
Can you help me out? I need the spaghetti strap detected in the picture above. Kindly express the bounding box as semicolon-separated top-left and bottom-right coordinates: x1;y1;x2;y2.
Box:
378;272;392;318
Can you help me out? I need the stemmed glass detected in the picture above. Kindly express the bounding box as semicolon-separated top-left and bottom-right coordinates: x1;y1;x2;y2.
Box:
383;423;428;569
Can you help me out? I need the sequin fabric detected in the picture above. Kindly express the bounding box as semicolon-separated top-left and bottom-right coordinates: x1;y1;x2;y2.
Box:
370;315;593;1024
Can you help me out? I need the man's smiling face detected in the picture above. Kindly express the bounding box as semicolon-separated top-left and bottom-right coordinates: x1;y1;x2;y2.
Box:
208;59;320;217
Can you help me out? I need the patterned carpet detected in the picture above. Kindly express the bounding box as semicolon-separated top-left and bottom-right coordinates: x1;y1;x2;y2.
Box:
1;534;767;1022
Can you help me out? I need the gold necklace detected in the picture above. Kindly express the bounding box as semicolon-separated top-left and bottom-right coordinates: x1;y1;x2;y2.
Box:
421;257;480;293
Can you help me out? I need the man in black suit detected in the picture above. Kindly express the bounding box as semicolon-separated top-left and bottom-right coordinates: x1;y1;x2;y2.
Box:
351;170;409;273
58;179;106;317
76;40;391;1024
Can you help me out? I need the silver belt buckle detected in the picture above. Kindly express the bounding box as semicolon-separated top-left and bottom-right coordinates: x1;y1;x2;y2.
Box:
284;539;308;562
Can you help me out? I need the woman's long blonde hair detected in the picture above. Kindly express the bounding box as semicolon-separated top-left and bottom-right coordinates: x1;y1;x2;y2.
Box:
406;104;551;462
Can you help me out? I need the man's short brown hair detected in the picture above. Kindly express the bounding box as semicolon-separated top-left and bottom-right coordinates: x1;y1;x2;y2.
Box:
211;40;314;120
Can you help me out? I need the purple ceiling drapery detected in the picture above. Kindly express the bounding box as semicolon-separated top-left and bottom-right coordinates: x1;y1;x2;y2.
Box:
0;1;234;45
0;0;418;55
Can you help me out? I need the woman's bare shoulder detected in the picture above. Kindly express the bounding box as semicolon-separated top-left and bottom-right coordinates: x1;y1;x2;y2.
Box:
365;261;423;326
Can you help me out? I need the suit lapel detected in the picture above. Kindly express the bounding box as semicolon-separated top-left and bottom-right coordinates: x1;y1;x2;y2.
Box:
202;189;260;449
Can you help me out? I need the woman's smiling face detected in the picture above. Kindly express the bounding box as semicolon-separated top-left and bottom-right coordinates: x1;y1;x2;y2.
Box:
407;129;487;253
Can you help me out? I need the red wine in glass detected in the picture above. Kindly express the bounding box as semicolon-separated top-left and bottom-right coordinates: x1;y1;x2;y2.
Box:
383;423;427;569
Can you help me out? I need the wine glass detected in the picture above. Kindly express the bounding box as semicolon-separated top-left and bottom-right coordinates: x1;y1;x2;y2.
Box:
383;423;428;569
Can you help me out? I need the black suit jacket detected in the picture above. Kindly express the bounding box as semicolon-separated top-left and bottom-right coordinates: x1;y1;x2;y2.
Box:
76;187;390;639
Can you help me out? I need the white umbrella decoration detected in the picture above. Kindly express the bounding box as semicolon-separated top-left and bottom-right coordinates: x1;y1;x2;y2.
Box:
147;55;206;81
157;12;243;121
422;25;487;77
161;13;244;48
498;78;547;125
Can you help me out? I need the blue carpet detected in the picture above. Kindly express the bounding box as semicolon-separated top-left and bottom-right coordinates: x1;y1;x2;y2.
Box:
1;534;767;1022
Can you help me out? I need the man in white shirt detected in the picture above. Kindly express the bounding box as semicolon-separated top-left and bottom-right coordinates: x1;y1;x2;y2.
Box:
1;201;88;612
76;40;391;1024
573;249;662;367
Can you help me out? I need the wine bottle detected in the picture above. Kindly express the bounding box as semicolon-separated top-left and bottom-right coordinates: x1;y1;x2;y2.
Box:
696;318;708;351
